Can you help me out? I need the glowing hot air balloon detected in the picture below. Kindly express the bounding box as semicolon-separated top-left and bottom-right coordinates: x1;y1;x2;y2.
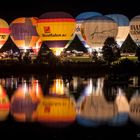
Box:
76;77;120;127
0;18;10;49
129;15;140;46
76;12;102;52
129;92;140;124
0;85;10;121
36;96;76;127
108;88;129;126
106;14;130;47
10;17;39;53
77;90;118;127
81;16;118;51
10;81;43;122
36;12;76;56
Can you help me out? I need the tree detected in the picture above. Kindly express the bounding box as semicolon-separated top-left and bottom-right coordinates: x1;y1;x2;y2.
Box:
102;37;120;65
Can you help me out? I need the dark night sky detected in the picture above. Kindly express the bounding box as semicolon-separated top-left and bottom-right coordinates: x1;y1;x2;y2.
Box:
0;0;139;23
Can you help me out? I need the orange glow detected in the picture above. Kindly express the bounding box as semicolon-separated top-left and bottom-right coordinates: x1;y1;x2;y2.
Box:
49;79;68;96
50;48;63;56
0;85;10;120
10;81;43;122
36;96;76;124
32;38;42;55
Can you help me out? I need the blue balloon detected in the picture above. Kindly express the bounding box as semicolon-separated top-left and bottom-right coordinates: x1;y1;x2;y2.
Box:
76;12;102;21
77;115;104;127
108;113;129;126
106;14;129;26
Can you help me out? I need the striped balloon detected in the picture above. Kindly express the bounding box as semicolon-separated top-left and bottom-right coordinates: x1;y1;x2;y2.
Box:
0;18;10;49
10;17;39;51
36;12;76;56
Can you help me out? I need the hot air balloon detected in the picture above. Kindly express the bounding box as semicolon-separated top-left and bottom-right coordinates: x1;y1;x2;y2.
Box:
10;17;39;53
129;92;140;124
108;88;129;126
76;93;118;127
129;15;140;46
76;12;102;52
0;18;10;49
36;12;76;56
36;96;76;127
81;16;118;51
32;37;42;55
10;81;43;122
106;14;129;47
0;85;10;121
77;78;118;127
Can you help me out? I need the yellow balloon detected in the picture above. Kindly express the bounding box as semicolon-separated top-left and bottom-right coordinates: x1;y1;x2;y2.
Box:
36;96;76;123
36;12;76;56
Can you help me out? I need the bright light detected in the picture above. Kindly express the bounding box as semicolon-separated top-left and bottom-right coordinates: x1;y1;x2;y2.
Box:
24;49;27;53
23;83;28;96
51;48;63;56
49;79;66;95
83;79;93;96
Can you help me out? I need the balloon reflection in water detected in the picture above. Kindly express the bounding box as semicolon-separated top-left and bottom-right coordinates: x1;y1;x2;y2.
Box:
36;96;76;127
77;89;118;127
0;85;10;121
49;78;69;96
10;80;43;122
108;88;129;126
129;92;140;124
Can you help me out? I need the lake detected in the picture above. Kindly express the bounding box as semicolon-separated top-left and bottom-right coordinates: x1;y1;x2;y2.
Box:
0;73;140;139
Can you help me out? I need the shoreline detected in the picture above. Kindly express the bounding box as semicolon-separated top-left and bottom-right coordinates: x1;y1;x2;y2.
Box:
0;61;139;76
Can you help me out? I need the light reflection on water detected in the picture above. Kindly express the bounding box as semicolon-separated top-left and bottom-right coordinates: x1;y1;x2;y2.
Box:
0;74;139;128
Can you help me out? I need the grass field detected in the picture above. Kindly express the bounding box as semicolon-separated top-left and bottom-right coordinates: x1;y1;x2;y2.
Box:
120;56;137;61
62;56;93;62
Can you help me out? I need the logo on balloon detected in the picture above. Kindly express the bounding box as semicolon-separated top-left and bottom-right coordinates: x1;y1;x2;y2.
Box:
44;26;51;33
0;35;6;40
130;25;140;34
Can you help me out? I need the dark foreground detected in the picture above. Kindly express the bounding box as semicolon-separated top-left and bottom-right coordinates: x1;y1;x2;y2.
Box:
0;119;139;139
0;59;140;75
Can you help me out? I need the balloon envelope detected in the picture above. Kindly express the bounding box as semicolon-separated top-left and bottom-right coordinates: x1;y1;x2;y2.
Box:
106;14;129;47
0;85;10;121
81;16;118;50
108;89;129;126
36;12;76;55
77;93;118;127
76;12;102;51
36;96;76;127
0;18;10;49
129;15;140;46
10;17;39;51
129;93;140;124
10;82;43;122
